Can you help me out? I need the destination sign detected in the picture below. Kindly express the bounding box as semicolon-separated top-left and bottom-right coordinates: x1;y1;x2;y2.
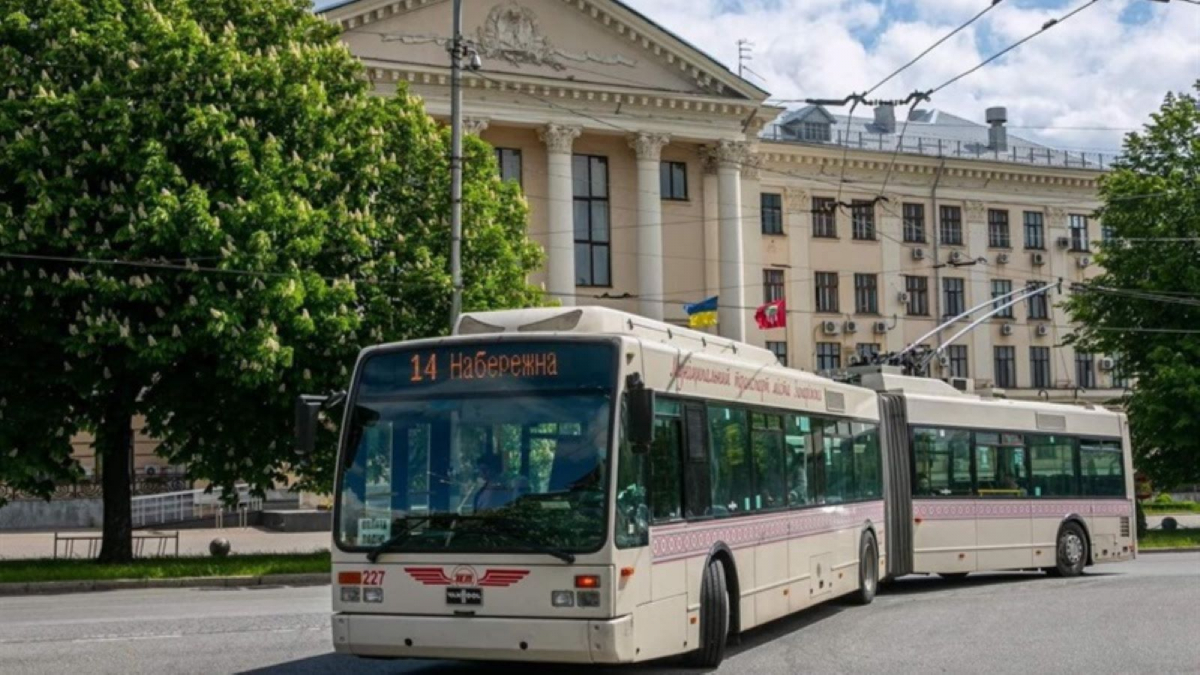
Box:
356;341;615;397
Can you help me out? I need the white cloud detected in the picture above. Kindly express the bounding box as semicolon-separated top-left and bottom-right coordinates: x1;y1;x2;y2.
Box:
623;0;1200;150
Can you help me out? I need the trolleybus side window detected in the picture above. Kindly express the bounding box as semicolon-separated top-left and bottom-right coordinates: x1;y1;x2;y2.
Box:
616;400;649;548
785;415;815;506
912;427;972;496
823;420;856;503
683;404;712;518
1080;440;1124;496
974;432;1028;496
709;404;752;515
852;423;883;499
1028;435;1080;497
649;398;684;522
751;413;787;511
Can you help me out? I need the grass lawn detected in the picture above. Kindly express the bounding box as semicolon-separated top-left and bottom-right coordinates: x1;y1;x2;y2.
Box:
1139;528;1200;550
0;551;330;585
1143;502;1200;515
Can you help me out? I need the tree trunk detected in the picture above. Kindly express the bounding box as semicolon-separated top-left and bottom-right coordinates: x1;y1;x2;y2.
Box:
97;390;136;564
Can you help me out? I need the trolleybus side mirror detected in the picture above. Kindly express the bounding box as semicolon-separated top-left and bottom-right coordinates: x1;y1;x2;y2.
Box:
294;394;324;459
626;376;655;454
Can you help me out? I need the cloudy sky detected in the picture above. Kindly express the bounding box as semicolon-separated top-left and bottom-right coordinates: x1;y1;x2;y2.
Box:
317;0;1200;151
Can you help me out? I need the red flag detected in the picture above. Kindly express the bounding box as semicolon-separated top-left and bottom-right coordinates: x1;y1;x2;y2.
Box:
755;298;787;329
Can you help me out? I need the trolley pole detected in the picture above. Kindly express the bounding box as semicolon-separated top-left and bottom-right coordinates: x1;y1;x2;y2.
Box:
448;0;464;330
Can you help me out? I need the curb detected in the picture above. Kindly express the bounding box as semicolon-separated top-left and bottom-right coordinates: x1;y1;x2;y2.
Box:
0;573;330;597
1138;547;1200;554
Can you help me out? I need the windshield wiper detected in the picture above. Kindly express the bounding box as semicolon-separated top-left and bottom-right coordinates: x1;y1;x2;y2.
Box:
452;515;576;564
365;516;431;563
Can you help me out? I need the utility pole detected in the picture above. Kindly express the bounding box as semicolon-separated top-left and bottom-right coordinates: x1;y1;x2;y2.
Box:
448;0;464;330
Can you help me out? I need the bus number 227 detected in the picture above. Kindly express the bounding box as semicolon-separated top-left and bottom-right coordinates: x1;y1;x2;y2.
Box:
410;354;437;382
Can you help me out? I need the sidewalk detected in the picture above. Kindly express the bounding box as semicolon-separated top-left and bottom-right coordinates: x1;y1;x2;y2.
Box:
0;527;330;560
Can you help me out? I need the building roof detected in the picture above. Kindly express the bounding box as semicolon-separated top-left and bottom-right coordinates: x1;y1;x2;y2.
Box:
764;105;1117;170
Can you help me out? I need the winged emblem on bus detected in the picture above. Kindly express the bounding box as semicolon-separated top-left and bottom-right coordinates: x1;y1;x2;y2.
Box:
404;567;530;588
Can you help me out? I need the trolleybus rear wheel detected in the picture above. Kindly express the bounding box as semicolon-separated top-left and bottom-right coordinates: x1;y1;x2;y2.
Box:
1049;522;1088;577
852;531;879;605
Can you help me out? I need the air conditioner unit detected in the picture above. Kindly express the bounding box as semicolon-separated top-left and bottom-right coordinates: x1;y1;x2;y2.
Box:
937;354;951;369
1031;252;1046;266
847;354;864;367
822;320;840;335
1000;323;1014;336
1036;324;1050;337
949;376;972;392
844;320;859;334
897;291;911;304
911;248;926;261
949;250;963;263
1077;256;1090;268
997;252;1010;265
1056;236;1071;249
873;320;889;334
1099;357;1116;371
145;466;158;476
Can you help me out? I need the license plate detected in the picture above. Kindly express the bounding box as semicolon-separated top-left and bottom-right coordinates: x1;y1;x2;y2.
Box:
446;587;483;605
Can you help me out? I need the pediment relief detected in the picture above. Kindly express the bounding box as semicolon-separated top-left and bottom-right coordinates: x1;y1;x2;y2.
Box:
327;0;764;100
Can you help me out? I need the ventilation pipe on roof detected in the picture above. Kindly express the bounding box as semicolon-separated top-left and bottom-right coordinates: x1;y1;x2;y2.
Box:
987;106;1008;152
874;104;896;134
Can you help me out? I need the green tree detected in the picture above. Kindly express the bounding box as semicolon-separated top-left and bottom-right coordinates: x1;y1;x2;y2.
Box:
0;0;543;561
1066;83;1200;489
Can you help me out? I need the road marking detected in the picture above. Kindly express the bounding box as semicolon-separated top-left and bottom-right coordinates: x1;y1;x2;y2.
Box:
72;633;183;644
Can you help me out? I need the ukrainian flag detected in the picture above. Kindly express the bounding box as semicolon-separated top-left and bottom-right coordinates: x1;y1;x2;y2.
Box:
684;296;718;328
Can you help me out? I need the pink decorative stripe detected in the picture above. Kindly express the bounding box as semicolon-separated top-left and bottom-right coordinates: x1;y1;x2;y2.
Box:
650;502;884;563
913;499;1132;521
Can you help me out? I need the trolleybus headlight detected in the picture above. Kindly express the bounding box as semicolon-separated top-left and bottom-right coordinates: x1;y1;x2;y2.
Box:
341;586;362;603
363;587;384;603
576;590;601;607
551;590;575;607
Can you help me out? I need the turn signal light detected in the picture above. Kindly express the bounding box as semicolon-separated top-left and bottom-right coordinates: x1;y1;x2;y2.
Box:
338;571;363;585
574;575;600;589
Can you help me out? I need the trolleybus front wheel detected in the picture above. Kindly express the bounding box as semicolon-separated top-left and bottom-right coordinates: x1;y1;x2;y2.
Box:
687;558;730;668
1048;521;1088;577
852;531;879;605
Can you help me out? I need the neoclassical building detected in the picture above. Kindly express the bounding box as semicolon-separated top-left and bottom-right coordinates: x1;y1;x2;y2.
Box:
322;0;1124;405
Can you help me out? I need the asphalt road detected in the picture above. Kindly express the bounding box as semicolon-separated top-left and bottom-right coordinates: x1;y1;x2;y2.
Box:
2;553;1197;675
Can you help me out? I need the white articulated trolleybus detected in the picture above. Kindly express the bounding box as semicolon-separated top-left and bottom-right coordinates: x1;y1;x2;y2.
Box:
295;307;1134;667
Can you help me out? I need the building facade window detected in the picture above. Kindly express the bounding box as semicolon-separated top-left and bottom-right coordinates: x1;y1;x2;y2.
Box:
988;209;1011;248
572;154;610;287
943;277;966;317
815;272;839;313
1030;346;1052;389
903;203;926;243
1069;214;1090;251
816;342;841;371
801;121;831;142
767;341;788;367
852;200;876;240
1028;282;1050;320
660;160;688;200
856;343;880;361
763;269;785;303
1024;211;1045;249
994;346;1017;388
495;147;523;186
991;279;1014;319
854;273;878;314
1110;354;1129;389
948;345;969;379
905;275;929;316
1075;351;1096;389
940;205;963;245
1101;222;1116;245
812;197;837;238
761;192;783;235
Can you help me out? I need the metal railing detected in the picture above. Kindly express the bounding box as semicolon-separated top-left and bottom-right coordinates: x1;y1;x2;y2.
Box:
761;124;1119;170
53;530;180;559
131;484;262;528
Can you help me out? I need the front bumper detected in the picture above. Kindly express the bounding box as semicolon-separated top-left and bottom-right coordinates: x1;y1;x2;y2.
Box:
332;613;636;663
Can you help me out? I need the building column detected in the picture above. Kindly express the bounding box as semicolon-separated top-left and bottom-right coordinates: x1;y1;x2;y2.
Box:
784;187;813;368
629;132;670;320
715;140;749;342
538;124;582;305
700;149;720;299
965;200;994;384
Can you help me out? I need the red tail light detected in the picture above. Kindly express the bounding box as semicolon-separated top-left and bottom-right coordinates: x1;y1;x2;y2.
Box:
338;571;363;585
574;575;600;589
